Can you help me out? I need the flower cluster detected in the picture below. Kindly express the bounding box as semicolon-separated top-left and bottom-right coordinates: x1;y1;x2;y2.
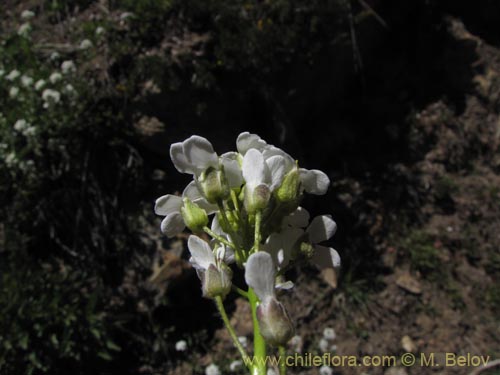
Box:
155;132;340;358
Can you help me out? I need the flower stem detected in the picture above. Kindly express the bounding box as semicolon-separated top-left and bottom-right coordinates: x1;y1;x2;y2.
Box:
248;288;266;375
278;346;287;375
214;296;250;369
203;226;235;250
217;201;245;264
253;210;262;253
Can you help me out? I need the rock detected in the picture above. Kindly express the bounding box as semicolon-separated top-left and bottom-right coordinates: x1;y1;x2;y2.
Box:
396;272;422;295
401;335;417;352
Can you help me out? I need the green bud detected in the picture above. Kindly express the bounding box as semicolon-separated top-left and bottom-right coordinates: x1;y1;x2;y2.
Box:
275;166;301;205
257;297;294;346
300;241;315;259
202;263;232;299
181;198;208;233
198;167;229;204
244;184;271;214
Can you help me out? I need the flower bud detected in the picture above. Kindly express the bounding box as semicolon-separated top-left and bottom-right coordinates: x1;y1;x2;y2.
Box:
275;166;301;206
202;263;232;299
257;297;294;346
198;167;230;203
300;241;315;259
181;198;208;233
244;184;271;213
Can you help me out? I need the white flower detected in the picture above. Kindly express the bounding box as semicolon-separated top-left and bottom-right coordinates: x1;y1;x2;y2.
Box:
245;252;294;345
49;72;62;83
290;335;303;352
322;327;336;341
205;363;221;375
34;79;46;91
79;39;93;49
155;181;215;237
21;10;35;19
187;235;232;298
174;340;187;351
61;60;76;74
319;365;333;375
262;226;304;270
9;87;19;98
17;22;31;37
21;75;33;87
0;69;4;78
319;338;329;352
14;119;28;132
95;26;105;36
42;89;61;108
229;360;242;371
306;215;341;271
238;336;248;348
170;135;219;177
50;51;60;61
23;126;36;137
6;70;20;81
267;369;278;375
120;12;134;21
6;153;17;167
64;84;76;96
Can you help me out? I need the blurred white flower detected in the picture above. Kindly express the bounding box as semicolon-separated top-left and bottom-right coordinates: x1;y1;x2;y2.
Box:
17;22;31;37
290;335;303;352
267;369;278;375
6;70;20;81
61;60;76;74
21;75;33;87
23;126;37;137
0;69;5;78
14;119;28;132
174;340;187;352
49;72;62;83
319;338;329;353
50;51;60;61
229;360;242;371
120;12;134;21
322;327;336;341
42;89;61;108
319;365;333;375
79;39;93;49
34;79;46;91
6;153;17;167
95;26;105;36
64;84;76;96
9;86;20;98
238;336;248;348
21;10;35;19
205;363;220;375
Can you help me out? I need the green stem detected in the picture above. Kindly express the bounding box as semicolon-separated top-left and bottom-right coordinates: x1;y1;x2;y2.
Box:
214;296;250;369
203;227;235;250
253;210;262;253
217;201;245;264
248;288;266;375
278;346;287;375
232;285;249;298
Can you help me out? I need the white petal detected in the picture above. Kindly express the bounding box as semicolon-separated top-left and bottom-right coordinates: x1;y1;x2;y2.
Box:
183;135;219;173
266;155;287;191
263;146;294;166
160;212;185;238
221;152;243;188
236;132;268;155
276;280;294;290
187;235;215;270
311;245;341;269
299;168;330;195
283;207;310;228
307;215;337;244
242;148;270;189
182;181;217;214
155;194;183;215
245;252;276;301
170;142;193;174
281;227;304;254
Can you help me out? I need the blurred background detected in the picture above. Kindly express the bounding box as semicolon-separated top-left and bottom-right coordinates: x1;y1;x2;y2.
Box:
1;0;499;374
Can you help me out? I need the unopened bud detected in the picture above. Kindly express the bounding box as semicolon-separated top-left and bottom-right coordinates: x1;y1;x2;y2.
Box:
198;167;229;203
300;241;315;259
202;263;232;299
257;297;294;346
181;198;208;232
244;184;271;213
275;166;300;206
